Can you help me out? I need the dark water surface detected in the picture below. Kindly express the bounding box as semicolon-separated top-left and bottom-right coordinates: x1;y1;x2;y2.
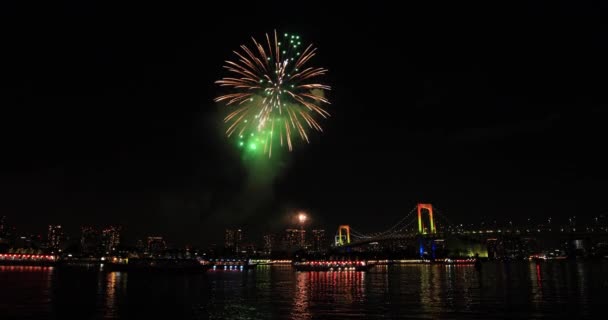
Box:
1;261;607;319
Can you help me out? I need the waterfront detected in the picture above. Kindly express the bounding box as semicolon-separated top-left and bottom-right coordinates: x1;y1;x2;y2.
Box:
1;261;607;319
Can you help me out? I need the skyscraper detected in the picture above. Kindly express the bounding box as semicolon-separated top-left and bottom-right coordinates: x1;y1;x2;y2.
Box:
101;226;121;254
284;228;305;251
135;239;145;253
224;228;243;253
147;236;166;255
80;226;100;255
311;229;327;252
0;216;6;238
263;233;275;255
225;229;235;250
235;229;242;252
47;225;64;252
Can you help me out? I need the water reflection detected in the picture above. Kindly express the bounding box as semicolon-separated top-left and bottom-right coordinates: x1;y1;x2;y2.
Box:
442;265;457;309
575;261;588;314
291;271;366;319
0;266;54;318
419;265;433;312
528;262;543;309
1;262;606;319
292;272;311;319
101;272;127;319
536;263;543;289
0;265;54;273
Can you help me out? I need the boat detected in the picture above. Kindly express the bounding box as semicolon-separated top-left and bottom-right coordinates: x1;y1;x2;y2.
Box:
293;260;373;271
209;259;257;271
104;258;211;273
0;253;57;266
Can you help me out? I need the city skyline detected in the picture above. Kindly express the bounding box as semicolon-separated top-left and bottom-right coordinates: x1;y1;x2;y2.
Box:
1;210;606;251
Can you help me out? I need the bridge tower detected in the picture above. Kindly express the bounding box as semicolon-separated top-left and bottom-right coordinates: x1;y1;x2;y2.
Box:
335;225;351;246
417;203;436;234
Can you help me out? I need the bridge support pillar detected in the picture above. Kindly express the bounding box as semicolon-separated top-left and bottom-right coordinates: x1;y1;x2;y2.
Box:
417;203;436;234
336;225;351;246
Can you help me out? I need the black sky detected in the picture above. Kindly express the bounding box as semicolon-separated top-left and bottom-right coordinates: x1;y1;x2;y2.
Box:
1;1;608;246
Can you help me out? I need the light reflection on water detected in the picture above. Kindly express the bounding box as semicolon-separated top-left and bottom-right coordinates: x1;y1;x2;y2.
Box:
100;271;127;319
0;261;607;319
0;266;54;318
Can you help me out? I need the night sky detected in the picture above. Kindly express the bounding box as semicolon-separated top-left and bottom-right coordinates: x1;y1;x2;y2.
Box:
2;2;607;246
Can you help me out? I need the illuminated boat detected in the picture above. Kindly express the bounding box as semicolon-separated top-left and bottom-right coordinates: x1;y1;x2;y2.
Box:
0;253;57;266
104;258;211;272
293;260;373;271
208;259;257;271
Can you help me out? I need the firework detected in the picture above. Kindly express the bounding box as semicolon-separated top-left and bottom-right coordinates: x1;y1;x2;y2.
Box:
214;30;330;157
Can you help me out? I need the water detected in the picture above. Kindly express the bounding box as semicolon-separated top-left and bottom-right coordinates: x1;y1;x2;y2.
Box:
1;262;607;319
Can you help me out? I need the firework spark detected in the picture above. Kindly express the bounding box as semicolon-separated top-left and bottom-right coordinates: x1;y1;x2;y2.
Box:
214;30;330;157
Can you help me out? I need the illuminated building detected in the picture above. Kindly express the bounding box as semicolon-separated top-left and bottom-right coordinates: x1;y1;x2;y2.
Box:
0;215;6;238
14;233;40;249
284;228;305;250
80;226;100;254
239;242;256;255
147;236;166;255
224;229;234;250
224;228;243;253
263;234;275;255
135;239;145;253
234;229;243;252
101;226;121;254
47;225;64;252
311;229;327;252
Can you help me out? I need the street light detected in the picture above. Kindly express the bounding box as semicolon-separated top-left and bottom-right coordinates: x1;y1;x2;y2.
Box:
298;212;307;224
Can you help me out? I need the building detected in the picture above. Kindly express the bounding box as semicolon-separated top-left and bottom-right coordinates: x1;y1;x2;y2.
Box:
224;229;234;250
14;233;42;250
135;239;145;253
47;225;64;252
101;226;121;254
263;233;275;255
236;229;243;252
284;228;305;251
80;226;101;255
311;229;327;252
147;236;166;256
0;216;6;238
238;242;256;255
224;228;243;253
